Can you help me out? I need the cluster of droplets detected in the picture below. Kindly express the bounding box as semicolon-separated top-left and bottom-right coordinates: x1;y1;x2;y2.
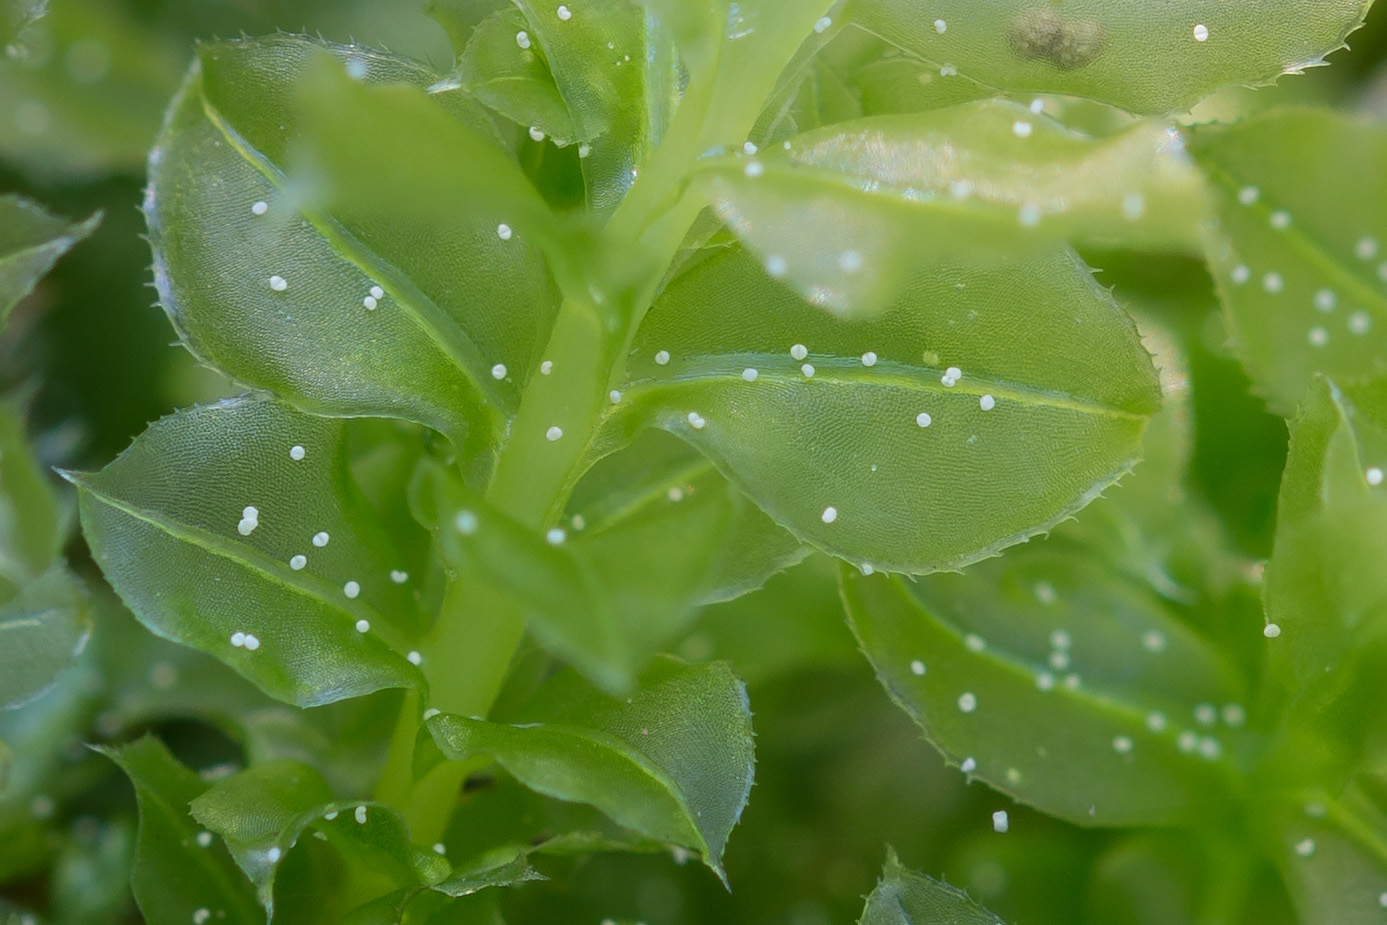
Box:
1224;186;1382;348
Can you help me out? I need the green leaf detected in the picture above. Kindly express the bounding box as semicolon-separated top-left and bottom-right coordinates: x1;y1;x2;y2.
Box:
147;35;558;445
509;0;677;213
0;400;63;598
101;736;263;925
700;102;1205;317
1263;784;1387;925
1191;109;1387;416
427;656;754;882
858;849;1007;925
0;567;88;710
848;0;1372;114
842;548;1245;827
190;760;446;919
566;429;805;604
455;8;576;143
421;456;737;692
0;194;98;329
620;244;1161;574
73;396;425;708
1263;377;1387;714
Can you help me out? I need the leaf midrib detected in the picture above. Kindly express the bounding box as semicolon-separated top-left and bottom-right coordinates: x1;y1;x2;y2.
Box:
628;358;1150;419
194;76;509;415
76;477;414;656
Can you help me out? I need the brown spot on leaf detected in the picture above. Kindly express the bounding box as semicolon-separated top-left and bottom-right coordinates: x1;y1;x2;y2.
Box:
1008;7;1107;70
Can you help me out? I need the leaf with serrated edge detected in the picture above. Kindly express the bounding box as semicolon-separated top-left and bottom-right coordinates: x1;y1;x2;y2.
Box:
100;736;262;925
848;0;1371;115
0;194;98;328
617;244;1159;574
147;35;557;445
1192;110;1387;416
428;656;754;883
1265;376;1387;707
72;396;423;708
842;549;1245;827
859;849;1007;925
190;760;447;919
0;567;88;709
702;102;1204;317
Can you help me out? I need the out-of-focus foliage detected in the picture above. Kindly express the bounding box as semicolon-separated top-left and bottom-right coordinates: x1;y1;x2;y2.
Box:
4;0;1387;923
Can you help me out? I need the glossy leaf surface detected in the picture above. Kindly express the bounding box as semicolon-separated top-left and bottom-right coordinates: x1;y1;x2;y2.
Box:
1192;110;1387;415
702;102;1204;317
849;0;1371;114
74;397;424;708
428;657;753;881
622;245;1160;574
0;194;98;326
102;736;262;925
456;7;575;142
859;850;1007;925
843;550;1244;827
147;35;558;443
1265;784;1387;925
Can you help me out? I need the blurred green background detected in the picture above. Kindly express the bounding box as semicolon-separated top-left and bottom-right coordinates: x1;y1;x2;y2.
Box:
4;1;1387;923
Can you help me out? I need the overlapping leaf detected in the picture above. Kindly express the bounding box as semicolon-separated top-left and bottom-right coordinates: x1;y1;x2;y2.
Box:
1192;110;1387;416
420;457;736;692
1263;377;1387;720
849;0;1372;114
189;761;450;918
147;35;559;446
843;547;1245;827
427;657;754;882
0;194;98;326
619;244;1160;574
454;7;576;143
102;737;262;925
859;850;1007;925
72;396;425;708
701;101;1204;317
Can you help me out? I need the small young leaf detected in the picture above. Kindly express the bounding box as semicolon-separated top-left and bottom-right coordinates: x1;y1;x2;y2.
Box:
701;102;1204;317
428;656;754;882
859;849;1007;925
456;7;576;143
0;194;98;328
422;458;735;692
842;550;1245;827
566;430;805;604
510;0;677;212
101;736;262;925
1264;377;1387;711
621;245;1160;574
849;0;1372;114
1191;109;1387;416
147;35;558;445
73;396;424;708
0;567;88;710
191;760;445;919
